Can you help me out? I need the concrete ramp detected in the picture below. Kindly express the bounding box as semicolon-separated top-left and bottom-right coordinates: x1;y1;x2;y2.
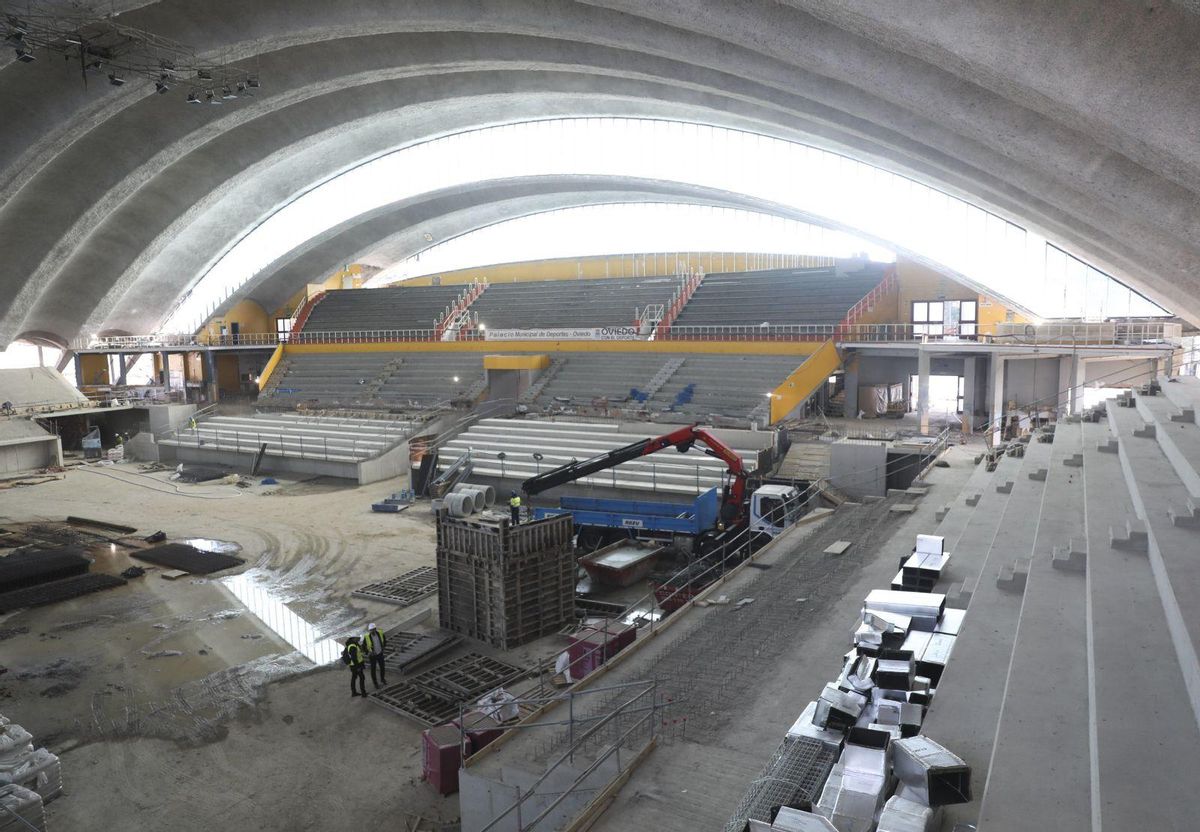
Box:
0;367;88;412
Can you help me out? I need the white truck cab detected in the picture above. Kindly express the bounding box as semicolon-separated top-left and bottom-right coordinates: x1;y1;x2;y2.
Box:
750;484;805;537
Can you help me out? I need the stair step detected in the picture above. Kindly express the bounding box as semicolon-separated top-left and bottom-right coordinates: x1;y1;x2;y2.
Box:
1133;423;1157;439
1109;518;1149;552
1028;467;1048;481
1062;453;1084;468
965;492;981;506
1051;540;1088;573
1168;499;1200;528
1171;408;1196;424
946;578;974;610
995;558;1030;593
995;480;1014;494
1097;439;1119;453
935;504;951;522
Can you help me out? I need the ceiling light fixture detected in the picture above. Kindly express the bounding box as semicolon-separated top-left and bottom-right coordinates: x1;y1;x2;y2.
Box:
14;45;32;61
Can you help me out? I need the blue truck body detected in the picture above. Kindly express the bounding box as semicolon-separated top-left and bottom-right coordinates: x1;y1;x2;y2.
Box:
532;487;720;535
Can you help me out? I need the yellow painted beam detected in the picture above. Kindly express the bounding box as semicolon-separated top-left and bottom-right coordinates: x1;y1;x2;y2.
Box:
769;339;841;423
257;343;285;392
483;354;551;370
282;339;823;357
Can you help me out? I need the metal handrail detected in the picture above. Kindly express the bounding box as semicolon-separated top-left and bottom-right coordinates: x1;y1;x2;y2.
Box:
71;320;1183;351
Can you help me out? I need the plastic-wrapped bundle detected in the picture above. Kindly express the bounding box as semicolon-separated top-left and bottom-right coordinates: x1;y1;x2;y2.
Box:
0;725;33;767
0;784;45;831
0;749;61;803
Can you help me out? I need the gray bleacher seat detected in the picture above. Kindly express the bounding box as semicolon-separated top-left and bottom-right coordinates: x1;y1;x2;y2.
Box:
160;412;414;462
469;276;681;330
649;354;805;421
300;284;466;333
671;266;885;329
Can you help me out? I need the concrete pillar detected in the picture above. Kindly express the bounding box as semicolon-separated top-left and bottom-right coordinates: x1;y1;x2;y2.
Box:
1058;355;1074;415
1165;350;1175;378
116;353;129;386
917;347;931;433
991;355;1006;444
160;351;171;391
73;354;83;388
203;351;218;404
962;357;977;433
844;355;859;419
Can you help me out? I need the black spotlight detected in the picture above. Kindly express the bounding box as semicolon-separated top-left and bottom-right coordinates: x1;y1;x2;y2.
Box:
108;73;125;86
246;76;260;89
221;84;236;99
196;68;212;81
205;88;219;104
186;90;201;104
155;80;170;94
14;45;33;62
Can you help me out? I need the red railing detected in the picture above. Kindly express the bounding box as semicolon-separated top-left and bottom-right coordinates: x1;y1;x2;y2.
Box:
654;270;705;338
436;279;488;339
289;291;328;335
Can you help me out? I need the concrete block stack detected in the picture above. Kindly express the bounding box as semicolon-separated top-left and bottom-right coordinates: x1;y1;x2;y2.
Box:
0;713;63;816
733;533;973;832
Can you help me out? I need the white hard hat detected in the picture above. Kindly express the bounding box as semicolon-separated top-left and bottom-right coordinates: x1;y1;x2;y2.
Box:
368;623;377;630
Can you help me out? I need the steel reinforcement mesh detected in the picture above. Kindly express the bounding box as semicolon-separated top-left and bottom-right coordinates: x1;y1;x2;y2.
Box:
722;735;837;832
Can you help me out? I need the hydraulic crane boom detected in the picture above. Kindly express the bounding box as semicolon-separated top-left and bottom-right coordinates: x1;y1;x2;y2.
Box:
521;425;749;526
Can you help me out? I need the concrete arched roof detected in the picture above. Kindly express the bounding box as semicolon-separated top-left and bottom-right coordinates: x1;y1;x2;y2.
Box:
1;0;1198;346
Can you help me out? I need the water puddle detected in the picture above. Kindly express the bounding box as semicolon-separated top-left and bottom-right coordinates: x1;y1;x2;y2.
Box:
221;570;342;664
180;537;243;554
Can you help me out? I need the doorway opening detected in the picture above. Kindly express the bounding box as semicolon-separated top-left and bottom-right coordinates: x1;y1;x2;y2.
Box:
909;374;964;416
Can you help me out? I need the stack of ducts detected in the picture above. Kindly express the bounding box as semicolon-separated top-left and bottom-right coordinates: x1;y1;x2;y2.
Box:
446;491;474;517
447;483;497;516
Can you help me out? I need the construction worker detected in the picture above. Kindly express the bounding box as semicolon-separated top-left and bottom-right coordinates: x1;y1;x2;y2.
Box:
342;636;367;698
509;491;521;525
188;415;198;431
363;623;387;689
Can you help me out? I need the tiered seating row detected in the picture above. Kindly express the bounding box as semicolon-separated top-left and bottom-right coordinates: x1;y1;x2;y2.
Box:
300;284;465;332
159;412;415;462
436;418;759;496
467;276;682;330
671;266;885;328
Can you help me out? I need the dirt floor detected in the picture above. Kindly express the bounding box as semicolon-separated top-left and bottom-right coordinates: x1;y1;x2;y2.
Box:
0;461;463;831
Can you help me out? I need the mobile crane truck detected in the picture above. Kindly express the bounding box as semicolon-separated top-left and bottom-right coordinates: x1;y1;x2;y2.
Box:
524;425;806;610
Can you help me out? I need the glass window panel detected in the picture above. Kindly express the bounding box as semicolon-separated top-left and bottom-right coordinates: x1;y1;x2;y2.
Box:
927;302;944;323
961;301;977;322
913;302;928;322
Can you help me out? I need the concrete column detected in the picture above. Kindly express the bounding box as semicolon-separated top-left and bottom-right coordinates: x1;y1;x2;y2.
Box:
844;355;859;418
917;347;931;433
991;355;1006;444
1165;350;1175;378
1057;355;1075;415
962;357;977;433
160;351;171;391
203;351;218;403
116;353;129;386
73;354;83;388
1071;355;1085;414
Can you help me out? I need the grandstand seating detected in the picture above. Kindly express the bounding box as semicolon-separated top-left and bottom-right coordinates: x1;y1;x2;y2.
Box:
260;352;485;410
648;354;806;421
159;412;414;462
468;276;682;330
669;266;885;329
299;284;465;333
259;348;808;424
437;418;761;496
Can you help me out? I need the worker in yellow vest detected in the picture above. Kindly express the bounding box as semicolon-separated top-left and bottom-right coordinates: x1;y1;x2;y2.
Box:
341;636;367;698
509;491;521;525
363;623;387;689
